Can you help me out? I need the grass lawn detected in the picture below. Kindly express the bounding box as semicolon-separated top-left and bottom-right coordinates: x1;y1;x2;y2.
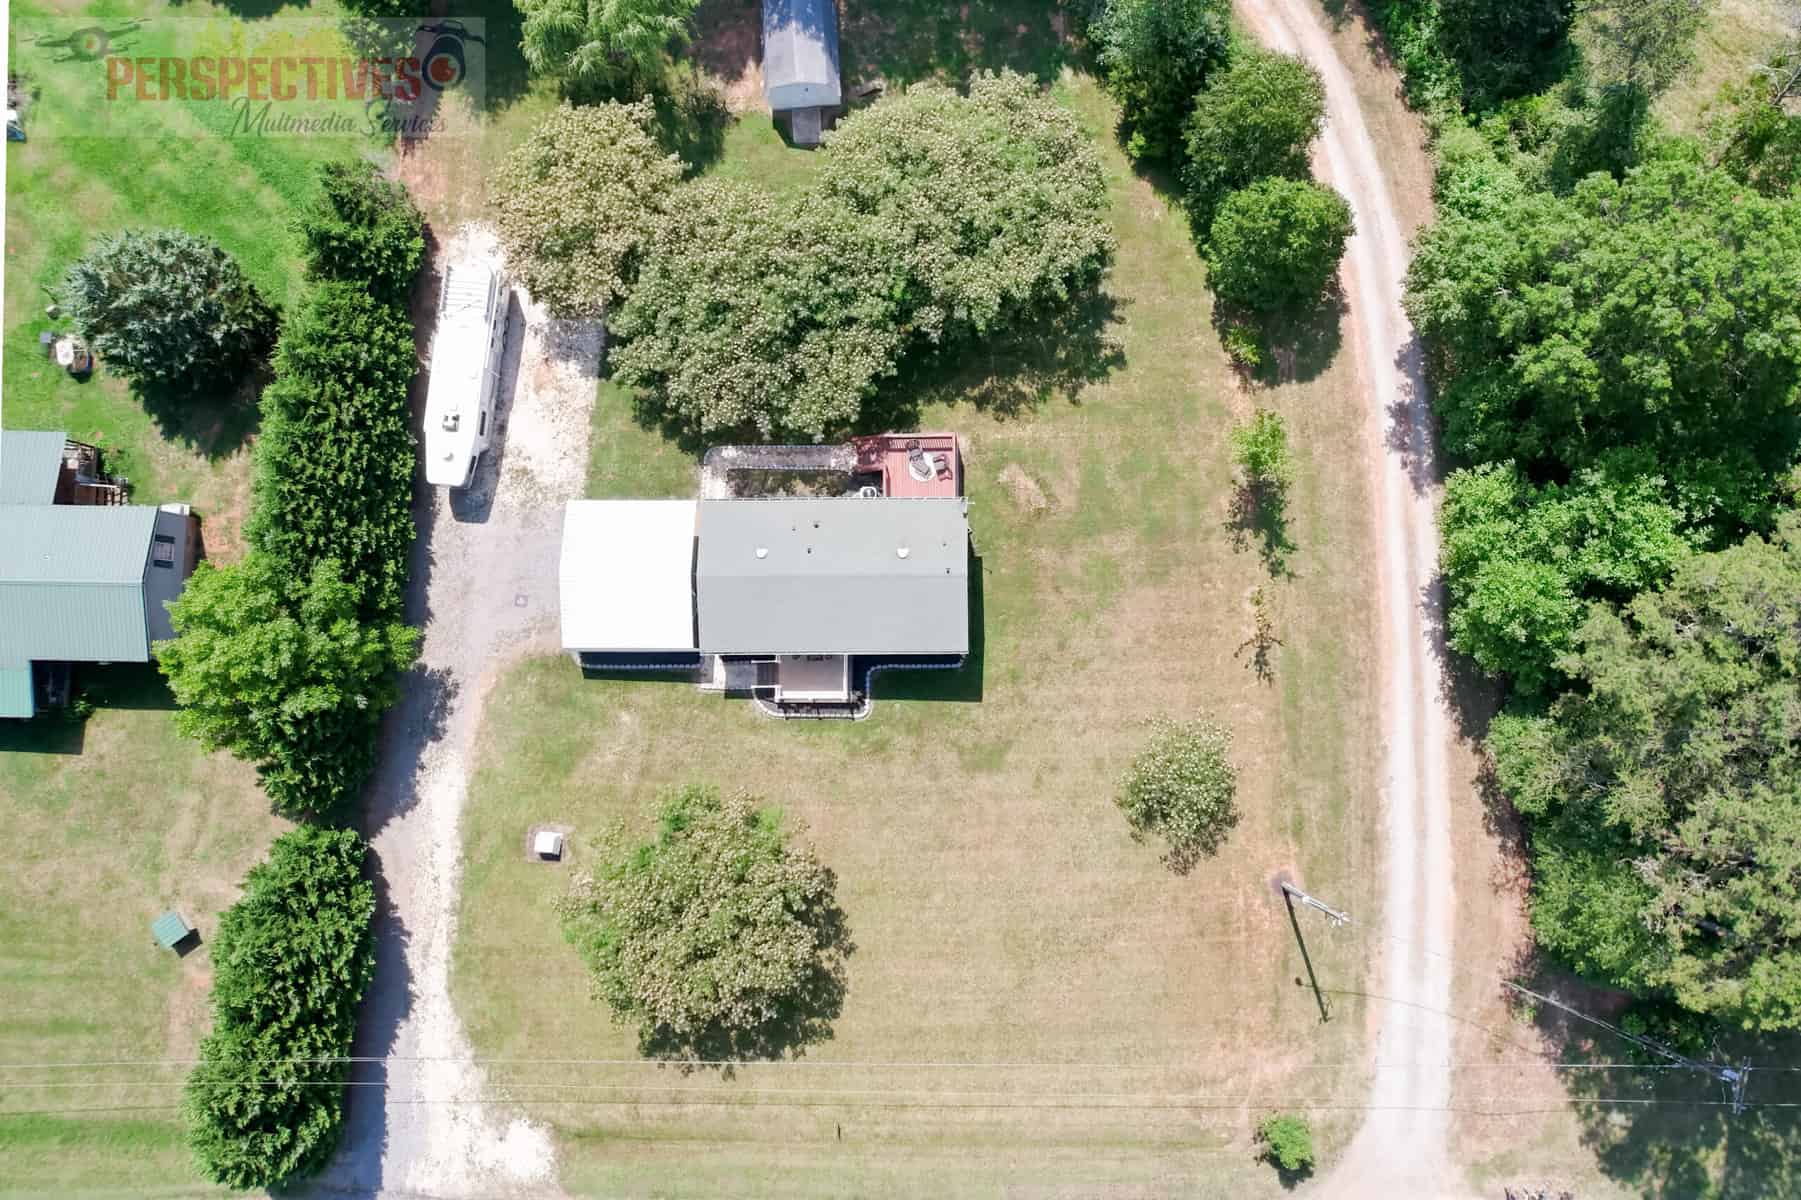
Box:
453;70;1386;1197
3;0;387;554
1656;0;1794;135
0;668;290;1199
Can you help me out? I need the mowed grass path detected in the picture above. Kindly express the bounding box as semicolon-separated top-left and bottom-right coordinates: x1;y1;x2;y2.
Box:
0;668;289;1198
454;74;1384;1197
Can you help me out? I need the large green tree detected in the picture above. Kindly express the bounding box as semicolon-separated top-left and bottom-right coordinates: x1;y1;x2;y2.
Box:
1404;159;1801;521
1091;0;1231;162
60;229;277;388
815;71;1113;342
492;101;685;319
185;826;376;1189
157;554;418;818
1182;49;1326;241
1488;514;1801;1029
1440;458;1700;692
608;179;905;440
515;0;700;95
558;785;848;1055
1206;177;1353;313
1437;0;1576;107
611;72;1112;440
1580;0;1711;94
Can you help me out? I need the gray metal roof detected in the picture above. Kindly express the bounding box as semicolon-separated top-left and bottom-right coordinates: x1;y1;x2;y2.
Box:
0;506;156;663
696;498;968;655
762;0;842;106
1;430;67;506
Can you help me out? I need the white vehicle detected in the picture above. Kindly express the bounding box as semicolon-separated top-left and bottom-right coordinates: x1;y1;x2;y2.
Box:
424;264;507;490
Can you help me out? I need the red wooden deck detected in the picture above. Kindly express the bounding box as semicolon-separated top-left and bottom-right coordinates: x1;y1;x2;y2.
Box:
852;433;962;498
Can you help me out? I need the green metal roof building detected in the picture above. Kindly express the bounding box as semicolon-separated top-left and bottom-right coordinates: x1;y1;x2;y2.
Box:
0;429;67;505
0;430;197;718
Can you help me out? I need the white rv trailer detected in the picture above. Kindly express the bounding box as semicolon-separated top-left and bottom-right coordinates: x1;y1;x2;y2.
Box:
423;264;507;489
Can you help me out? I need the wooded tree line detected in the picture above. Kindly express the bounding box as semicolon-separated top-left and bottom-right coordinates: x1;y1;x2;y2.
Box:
1386;0;1801;1035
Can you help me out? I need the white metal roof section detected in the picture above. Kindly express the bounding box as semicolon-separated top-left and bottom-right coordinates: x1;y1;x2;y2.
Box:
762;0;842;110
560;500;699;652
423;265;497;488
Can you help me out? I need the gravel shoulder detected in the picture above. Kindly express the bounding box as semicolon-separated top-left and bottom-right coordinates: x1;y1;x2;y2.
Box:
312;224;598;1198
1234;0;1463;1195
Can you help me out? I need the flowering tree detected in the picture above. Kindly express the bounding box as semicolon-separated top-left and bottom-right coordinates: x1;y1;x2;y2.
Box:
1117;717;1239;873
492;101;684;319
558;786;850;1056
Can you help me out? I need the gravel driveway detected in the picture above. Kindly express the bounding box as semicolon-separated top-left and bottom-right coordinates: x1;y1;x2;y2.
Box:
312;225;598;1198
1236;1;1461;1195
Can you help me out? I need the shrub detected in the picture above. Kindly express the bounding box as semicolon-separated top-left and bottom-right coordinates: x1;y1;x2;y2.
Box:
157;554;419;819
1231;408;1293;499
1091;0;1232;162
558;785;849;1055
1182;49;1326;240
1207;178;1353;314
60;228;277;388
1117;717;1239;873
492;100;684;318
612;72;1113;440
247;281;419;618
294;160;425;304
1257;1113;1315;1174
185;826;377;1189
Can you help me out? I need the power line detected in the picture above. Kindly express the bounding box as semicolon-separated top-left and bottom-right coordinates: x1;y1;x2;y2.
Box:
7;1094;1800;1119
4;1054;1797;1072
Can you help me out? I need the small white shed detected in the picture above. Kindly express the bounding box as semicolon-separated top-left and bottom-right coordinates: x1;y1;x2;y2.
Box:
762;0;841;144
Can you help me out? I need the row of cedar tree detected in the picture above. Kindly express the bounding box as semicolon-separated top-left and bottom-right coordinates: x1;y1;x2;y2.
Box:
158;163;426;1188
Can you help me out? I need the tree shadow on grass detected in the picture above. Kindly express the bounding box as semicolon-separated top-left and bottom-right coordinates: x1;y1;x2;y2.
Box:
838;0;1082;88
861;287;1126;433
646;67;732;177
639;885;854;1075
132;367;265;461
1226;483;1296;579
1214;287;1347;388
1518;951;1801;1199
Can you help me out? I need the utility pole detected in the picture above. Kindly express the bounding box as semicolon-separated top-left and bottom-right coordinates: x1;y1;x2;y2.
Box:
1280;881;1351;927
1279;880;1350;1022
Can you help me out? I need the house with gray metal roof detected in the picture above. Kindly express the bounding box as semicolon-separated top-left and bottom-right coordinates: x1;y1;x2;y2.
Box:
0;429;197;718
561;437;969;718
762;0;841;146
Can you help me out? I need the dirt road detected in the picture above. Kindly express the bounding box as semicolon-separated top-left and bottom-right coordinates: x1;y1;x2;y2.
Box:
1235;1;1462;1194
313;226;595;1198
